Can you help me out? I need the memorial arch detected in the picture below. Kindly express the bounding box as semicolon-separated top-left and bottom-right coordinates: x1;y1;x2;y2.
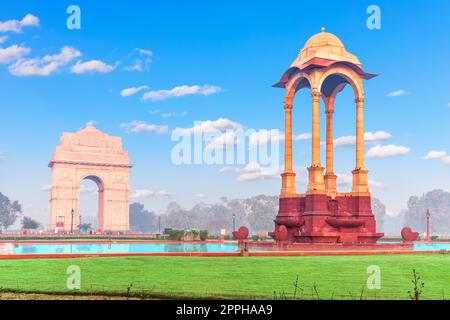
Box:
49;124;131;233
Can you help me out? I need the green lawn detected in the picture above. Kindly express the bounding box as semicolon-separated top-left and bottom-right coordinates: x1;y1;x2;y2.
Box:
0;254;449;299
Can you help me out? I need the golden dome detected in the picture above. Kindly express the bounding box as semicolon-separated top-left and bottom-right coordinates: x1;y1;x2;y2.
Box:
304;28;344;48
292;27;361;67
273;28;377;88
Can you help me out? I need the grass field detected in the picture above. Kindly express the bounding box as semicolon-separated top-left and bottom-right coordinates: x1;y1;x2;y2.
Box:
0;254;449;299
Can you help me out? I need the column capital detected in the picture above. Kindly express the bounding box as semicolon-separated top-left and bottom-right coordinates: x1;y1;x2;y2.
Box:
355;96;365;104
284;102;293;110
311;90;322;99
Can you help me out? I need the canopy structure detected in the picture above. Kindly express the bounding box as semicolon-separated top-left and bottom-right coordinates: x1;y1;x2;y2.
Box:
270;28;383;244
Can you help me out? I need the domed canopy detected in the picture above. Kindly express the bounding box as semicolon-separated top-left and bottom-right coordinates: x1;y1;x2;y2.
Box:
304;28;344;48
295;27;361;67
273;28;376;88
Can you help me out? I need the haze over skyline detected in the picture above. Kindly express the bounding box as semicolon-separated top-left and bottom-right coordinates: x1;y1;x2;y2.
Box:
0;1;449;226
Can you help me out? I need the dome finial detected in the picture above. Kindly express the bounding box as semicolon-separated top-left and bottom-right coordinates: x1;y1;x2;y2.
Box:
85;121;96;129
321;26;325;33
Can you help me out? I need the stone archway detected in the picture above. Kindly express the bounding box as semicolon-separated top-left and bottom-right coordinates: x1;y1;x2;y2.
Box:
79;175;105;230
49;124;131;233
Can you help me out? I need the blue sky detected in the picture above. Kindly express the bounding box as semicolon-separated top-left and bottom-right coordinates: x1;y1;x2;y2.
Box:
0;0;449;225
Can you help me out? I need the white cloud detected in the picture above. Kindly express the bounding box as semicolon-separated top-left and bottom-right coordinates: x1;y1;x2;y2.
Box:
136;48;153;56
366;144;410;158
336;173;384;189
161;111;188;118
176;120;308;151
174;118;242;150
85;120;96;127
71;59;115;74
40;184;51;192
423;150;447;160
206;130;240;150
80;184;97;194
369;180;386;188
336;173;352;186
334;131;392;147
174;118;242;135
220;162;281;182
20;14;39;27
294;133;312;141
194;193;206;199
364;131;392;143
121;120;169;134
387;89;408;97
130;189;171;199
124;48;153;72
249;130;283;148
0;14;39;33
333;135;355;147
423;150;450;165
0;44;30;64
9;46;81;76
142;85;222;101
0;35;8;44
248;131;311;149
120;85;149;97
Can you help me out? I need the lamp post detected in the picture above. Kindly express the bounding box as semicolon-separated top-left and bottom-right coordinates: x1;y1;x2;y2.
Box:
426;209;431;242
158;215;161;235
232;213;236;233
70;209;74;234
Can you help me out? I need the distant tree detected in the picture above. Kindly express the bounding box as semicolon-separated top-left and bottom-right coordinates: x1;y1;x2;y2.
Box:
78;223;92;230
129;203;157;233
0;192;22;231
371;197;386;232
159;195;279;234
21;216;40;230
244;195;279;232
163;205;195;230
404;189;450;234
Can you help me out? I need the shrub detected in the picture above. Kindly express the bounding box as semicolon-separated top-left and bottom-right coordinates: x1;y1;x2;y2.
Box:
199;230;208;241
168;229;185;241
191;230;200;238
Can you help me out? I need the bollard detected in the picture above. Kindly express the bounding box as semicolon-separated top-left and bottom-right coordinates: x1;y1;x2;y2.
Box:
239;240;249;257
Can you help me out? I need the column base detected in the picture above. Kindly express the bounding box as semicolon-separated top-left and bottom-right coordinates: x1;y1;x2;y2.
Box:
324;173;337;195
271;194;384;244
352;168;369;195
307;165;325;194
281;171;296;196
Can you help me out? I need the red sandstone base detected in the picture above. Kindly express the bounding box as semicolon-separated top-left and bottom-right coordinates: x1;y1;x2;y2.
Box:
270;194;384;244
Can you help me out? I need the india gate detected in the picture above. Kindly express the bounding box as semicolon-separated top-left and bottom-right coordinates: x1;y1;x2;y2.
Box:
48;124;131;232
271;28;384;243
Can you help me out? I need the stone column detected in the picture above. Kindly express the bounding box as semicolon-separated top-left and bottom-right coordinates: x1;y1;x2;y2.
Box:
311;90;321;166
307;90;325;194
355;97;365;169
324;96;337;194
281;100;296;196
352;97;369;194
